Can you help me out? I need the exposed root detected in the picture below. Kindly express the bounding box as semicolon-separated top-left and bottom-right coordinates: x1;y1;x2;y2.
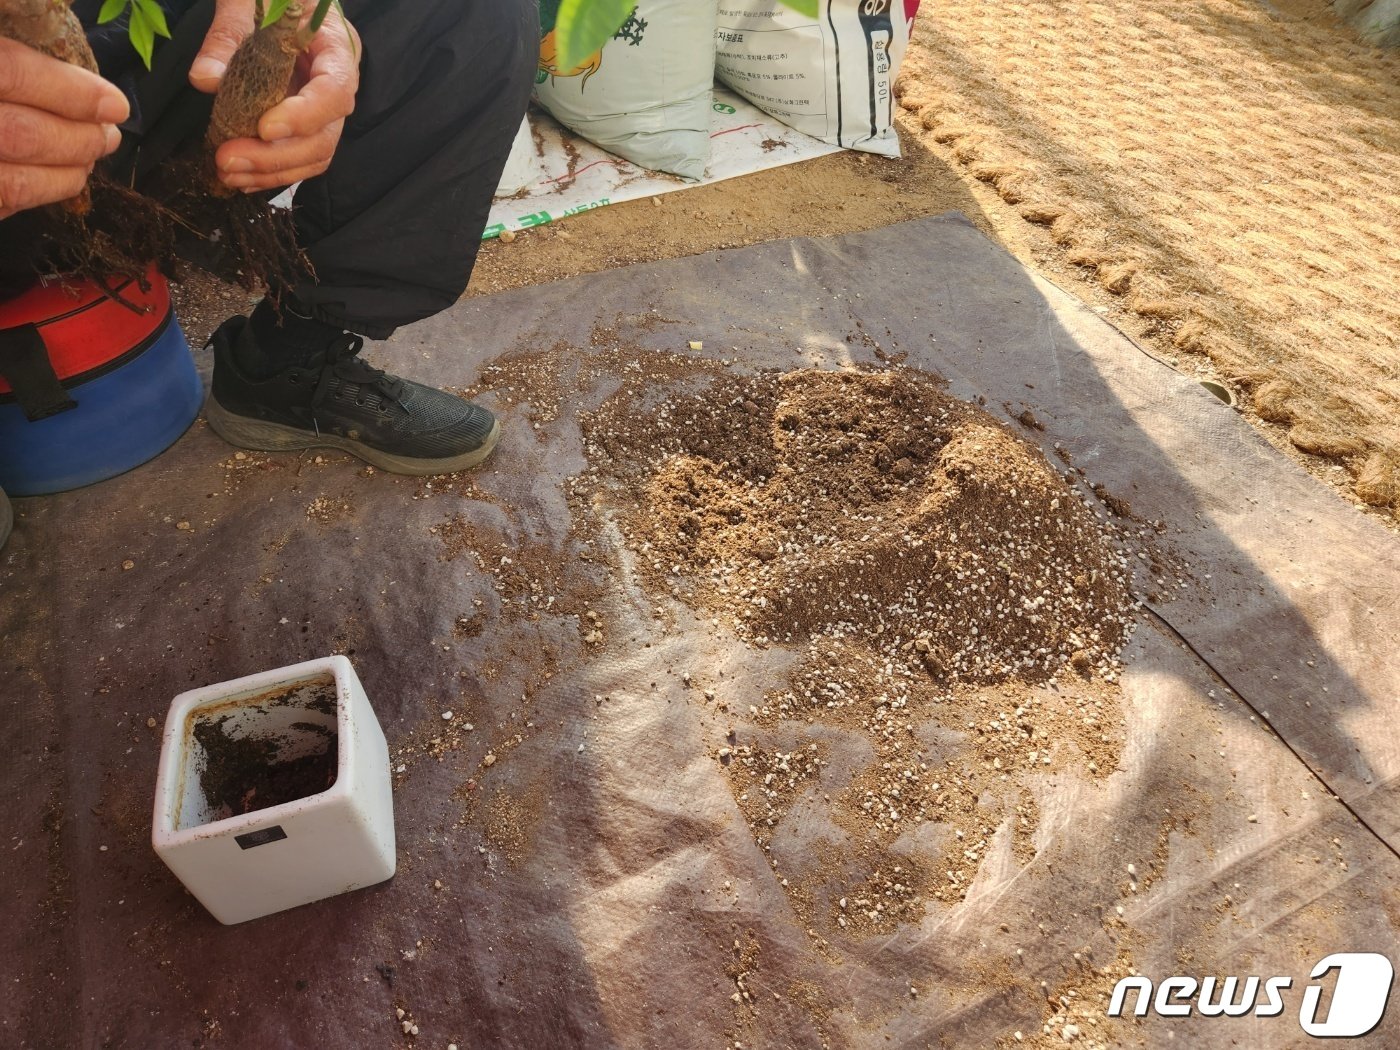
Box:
7;174;176;294
11;158;308;298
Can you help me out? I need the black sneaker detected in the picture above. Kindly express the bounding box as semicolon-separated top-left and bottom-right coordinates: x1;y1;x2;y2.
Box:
205;316;500;475
0;486;10;551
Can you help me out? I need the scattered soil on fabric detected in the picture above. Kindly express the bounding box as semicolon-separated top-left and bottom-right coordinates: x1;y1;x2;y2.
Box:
830;852;942;936
305;493;354;525
1001;945;1143;1050
169;267;259;348
726;932;762;996
479;785;546;867
459;320;728;427
379;337;1142;947
724;741;827;835
433;513;607;642
395;497;595;816
459;341;579;426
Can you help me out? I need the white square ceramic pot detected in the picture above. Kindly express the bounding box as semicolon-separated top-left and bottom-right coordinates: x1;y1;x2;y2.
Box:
151;656;396;925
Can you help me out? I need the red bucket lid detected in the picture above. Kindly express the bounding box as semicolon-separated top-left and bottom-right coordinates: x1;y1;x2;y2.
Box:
0;264;171;394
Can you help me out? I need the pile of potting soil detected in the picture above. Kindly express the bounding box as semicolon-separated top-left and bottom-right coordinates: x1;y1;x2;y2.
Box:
571;365;1140;925
578;367;1135;685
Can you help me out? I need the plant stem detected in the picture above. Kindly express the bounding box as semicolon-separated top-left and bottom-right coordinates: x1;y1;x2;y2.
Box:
307;0;335;33
295;0;341;50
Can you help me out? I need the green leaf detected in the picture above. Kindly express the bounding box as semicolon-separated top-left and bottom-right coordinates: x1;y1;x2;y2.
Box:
129;4;155;69
96;0;130;26
777;0;820;18
133;0;171;39
262;0;294;29
554;0;636;71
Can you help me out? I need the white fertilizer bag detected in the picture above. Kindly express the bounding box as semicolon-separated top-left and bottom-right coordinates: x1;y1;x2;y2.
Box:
534;0;720;181
715;0;919;157
493;117;538;198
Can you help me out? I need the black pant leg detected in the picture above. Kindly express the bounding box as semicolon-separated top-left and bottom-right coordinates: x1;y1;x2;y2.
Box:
108;0;216;187
290;0;539;338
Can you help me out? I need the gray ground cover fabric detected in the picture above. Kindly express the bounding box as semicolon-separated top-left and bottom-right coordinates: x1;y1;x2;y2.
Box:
2;214;1398;1048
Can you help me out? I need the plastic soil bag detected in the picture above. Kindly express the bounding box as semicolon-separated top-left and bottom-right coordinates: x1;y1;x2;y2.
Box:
535;0;721;181
716;0;919;157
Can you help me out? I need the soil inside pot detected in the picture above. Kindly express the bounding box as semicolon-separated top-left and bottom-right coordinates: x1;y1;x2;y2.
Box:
193;715;338;819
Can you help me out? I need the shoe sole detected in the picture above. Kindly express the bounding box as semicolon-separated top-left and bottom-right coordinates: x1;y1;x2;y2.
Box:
204;396;501;476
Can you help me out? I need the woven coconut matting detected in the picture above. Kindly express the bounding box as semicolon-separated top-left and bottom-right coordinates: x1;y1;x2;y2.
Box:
897;0;1400;516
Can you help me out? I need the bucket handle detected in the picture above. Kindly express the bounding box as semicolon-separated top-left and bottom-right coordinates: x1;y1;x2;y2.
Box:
0;324;77;421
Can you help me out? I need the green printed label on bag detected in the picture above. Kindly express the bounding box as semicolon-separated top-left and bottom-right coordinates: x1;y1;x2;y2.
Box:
563;199;610;218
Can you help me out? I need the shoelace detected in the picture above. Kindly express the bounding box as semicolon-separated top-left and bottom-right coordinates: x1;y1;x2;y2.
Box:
311;334;408;414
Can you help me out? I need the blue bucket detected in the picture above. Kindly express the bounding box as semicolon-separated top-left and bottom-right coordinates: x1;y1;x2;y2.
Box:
0;269;203;496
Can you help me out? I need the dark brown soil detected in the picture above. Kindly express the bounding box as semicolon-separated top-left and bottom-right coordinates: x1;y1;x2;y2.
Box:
194;716;338;818
579;366;1135;683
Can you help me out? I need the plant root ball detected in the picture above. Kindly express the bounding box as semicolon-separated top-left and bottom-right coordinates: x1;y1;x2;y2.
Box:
206;5;302;179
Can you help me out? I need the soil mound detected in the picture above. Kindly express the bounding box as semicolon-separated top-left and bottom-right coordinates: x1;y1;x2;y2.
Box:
583;367;1134;686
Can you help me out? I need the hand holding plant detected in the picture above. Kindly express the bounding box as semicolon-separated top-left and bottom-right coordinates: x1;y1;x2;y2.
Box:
93;0;358;193
0;33;127;218
0;0;329;290
190;0;361;193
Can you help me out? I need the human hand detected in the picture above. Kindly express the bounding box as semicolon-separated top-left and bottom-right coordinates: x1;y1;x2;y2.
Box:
190;0;361;193
0;37;129;219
